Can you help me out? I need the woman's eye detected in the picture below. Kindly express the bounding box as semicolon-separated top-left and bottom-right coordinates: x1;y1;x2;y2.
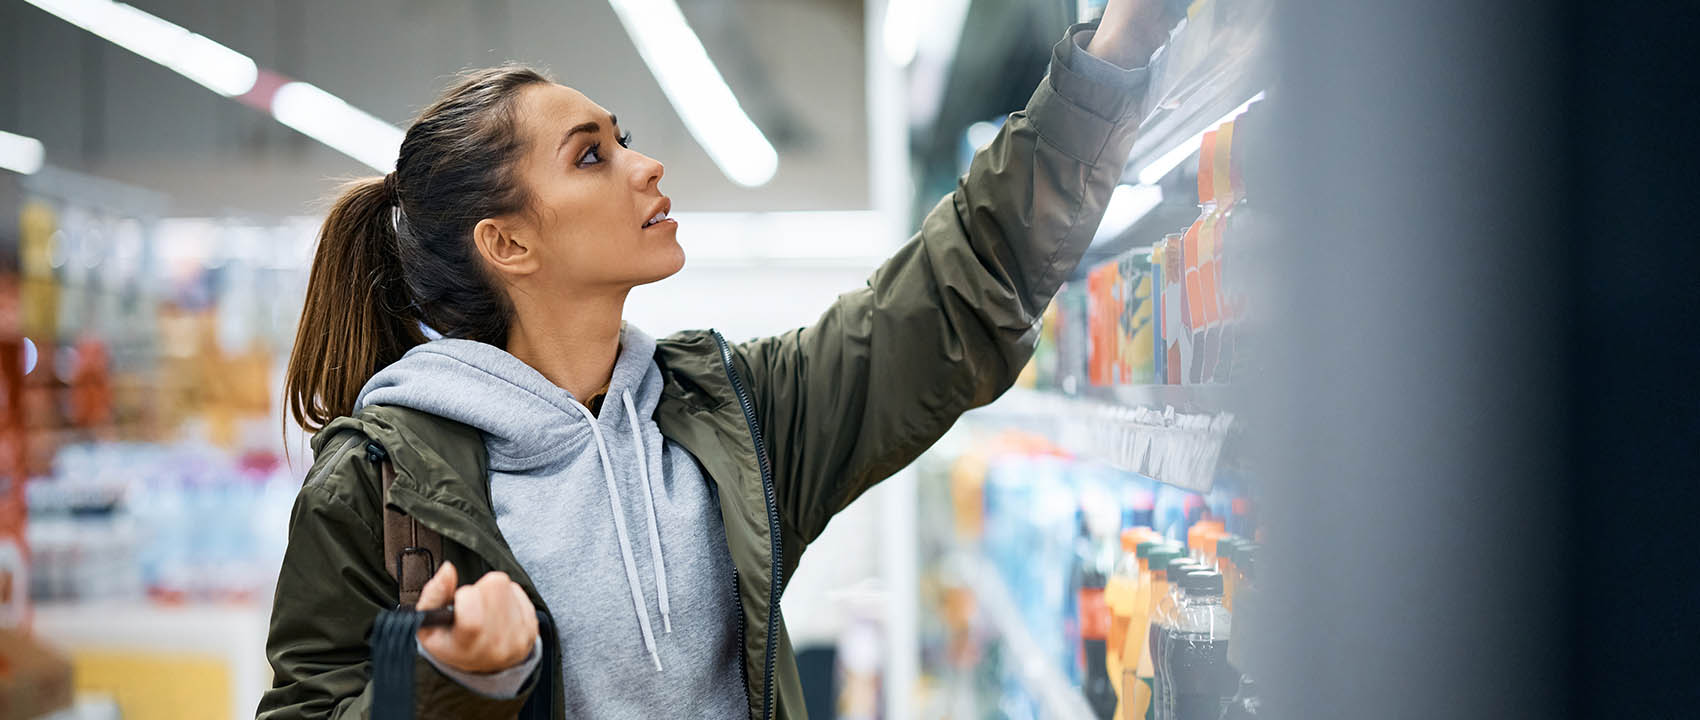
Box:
578;133;631;167
578;143;603;167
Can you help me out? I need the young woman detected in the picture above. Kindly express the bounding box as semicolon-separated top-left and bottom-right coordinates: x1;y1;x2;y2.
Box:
259;1;1166;717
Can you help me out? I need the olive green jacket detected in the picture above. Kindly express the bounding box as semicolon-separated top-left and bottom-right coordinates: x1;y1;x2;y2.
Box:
258;21;1145;720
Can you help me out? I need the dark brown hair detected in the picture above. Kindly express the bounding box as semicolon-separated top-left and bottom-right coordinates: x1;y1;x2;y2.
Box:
285;66;551;433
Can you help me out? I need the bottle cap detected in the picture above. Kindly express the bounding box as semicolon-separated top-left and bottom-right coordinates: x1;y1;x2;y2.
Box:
1135;540;1163;558
1121;527;1153;552
1146;549;1180;578
1167;558;1206;581
1217;536;1242;563
1181;570;1225;596
1201;527;1225;558
1236;543;1260;580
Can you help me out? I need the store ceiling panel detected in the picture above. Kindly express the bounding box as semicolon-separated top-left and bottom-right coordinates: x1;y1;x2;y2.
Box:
0;0;867;217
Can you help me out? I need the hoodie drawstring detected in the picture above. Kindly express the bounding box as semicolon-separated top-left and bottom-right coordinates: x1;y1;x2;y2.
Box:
623;390;673;634
568;401;663;672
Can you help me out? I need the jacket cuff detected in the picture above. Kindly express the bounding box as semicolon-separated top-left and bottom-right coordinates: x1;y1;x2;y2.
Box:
417;637;542;700
1067;27;1152;89
1030;21;1150;164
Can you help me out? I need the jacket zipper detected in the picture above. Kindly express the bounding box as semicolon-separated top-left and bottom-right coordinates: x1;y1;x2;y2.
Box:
731;567;750;709
713;330;781;720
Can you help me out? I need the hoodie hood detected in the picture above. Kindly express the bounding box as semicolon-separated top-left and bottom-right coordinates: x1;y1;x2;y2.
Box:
357;324;662;474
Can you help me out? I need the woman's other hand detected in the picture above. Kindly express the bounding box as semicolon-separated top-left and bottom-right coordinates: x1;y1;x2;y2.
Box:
415;562;540;673
1086;0;1177;69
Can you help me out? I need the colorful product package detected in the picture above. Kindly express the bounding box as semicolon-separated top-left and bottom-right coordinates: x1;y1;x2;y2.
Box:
1162;231;1188;385
1118;251;1156;385
1181;217;1205;385
1151;241;1168;385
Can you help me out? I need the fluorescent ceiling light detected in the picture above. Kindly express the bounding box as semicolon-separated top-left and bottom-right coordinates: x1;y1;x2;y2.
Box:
883;0;921;66
24;0;257;97
1134;91;1267;186
1093;184;1164;243
272;82;404;173
0;130;47;175
27;0;401;172
606;0;778;187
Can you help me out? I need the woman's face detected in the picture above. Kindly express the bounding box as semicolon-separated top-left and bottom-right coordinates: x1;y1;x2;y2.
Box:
497;82;683;294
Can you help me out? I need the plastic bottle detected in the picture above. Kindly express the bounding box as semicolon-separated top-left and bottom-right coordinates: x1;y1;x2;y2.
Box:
1154;570;1234;720
1076;505;1123;718
1079;557;1117;719
1216;537;1242;609
1149;558;1207;712
1107;528;1156;686
1127;546;1181;718
1185;519;1224;565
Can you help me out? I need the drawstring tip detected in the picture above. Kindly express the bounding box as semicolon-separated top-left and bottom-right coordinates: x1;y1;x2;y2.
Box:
662;614;672;634
651;652;663;673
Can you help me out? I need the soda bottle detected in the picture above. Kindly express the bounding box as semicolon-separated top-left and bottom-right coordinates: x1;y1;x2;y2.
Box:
1080;558;1117;719
1156;570;1235;720
1075;505;1122;719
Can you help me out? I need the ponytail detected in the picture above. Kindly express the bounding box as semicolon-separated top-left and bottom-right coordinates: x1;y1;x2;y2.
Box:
285;176;425;433
286;66;552;434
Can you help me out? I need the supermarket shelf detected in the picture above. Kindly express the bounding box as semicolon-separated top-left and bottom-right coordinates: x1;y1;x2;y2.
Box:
951;551;1097;720
1119;21;1269;191
991;385;1236;415
972;387;1235;492
1090;14;1269;261
1119;56;1266;190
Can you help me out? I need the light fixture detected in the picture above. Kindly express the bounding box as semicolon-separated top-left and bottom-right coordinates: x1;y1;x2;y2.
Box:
271;82;404;173
24;0;404;172
605;0;778;187
0;130;46;175
883;0;921;67
24;0;257;97
1133;91;1266;186
1092;184;1165;244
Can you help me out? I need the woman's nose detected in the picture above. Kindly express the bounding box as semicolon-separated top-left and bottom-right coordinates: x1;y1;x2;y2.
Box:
633;153;664;189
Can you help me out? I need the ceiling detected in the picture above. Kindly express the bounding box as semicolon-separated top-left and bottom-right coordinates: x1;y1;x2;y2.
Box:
0;0;868;217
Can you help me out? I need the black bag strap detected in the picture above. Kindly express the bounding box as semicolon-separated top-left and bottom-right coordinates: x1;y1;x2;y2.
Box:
371;608;425;720
370;608;555;720
367;441;442;607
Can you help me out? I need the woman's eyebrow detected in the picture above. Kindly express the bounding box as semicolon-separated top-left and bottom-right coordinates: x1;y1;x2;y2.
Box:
558;113;619;152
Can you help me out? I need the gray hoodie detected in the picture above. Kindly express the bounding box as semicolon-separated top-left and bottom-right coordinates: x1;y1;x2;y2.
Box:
356;324;746;717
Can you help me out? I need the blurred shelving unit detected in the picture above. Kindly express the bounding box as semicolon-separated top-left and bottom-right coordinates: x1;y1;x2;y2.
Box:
915;4;1273;716
949;551;1097;720
32;602;272;720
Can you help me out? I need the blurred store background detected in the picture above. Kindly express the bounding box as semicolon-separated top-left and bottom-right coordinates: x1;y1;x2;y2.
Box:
3;0;1699;719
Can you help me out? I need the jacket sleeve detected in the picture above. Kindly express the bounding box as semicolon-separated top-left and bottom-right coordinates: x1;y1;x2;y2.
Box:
256;441;536;720
735;21;1148;545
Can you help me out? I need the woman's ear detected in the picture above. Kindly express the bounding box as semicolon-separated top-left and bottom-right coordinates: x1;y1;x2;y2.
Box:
473;217;538;279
